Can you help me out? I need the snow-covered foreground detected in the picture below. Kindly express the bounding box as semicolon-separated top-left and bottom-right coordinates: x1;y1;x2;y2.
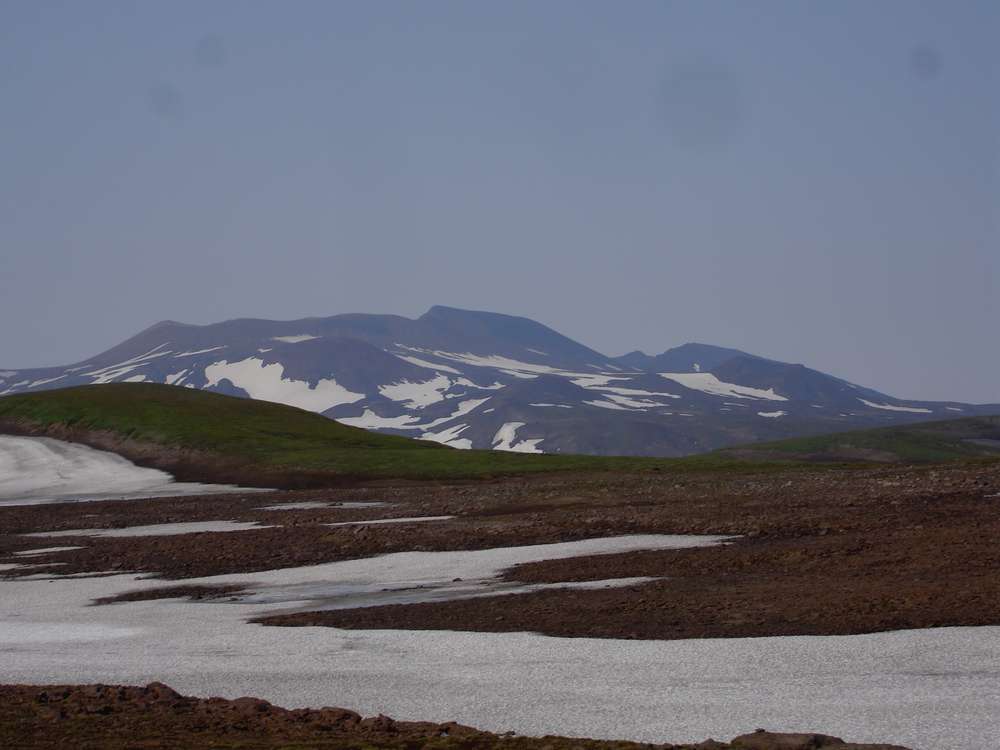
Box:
3;535;999;749
0;436;261;506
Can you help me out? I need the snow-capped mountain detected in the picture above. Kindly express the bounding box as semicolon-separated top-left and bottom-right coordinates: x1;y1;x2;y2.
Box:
2;306;996;456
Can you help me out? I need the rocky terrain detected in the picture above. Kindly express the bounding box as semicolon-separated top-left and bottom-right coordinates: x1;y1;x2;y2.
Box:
0;682;911;749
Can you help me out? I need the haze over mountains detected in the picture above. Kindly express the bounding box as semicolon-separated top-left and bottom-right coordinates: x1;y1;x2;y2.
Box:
2;306;996;456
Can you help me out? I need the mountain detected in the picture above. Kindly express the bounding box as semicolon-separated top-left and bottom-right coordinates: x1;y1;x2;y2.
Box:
1;306;997;457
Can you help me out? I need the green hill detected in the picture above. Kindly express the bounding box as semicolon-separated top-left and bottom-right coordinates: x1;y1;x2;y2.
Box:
1;384;997;485
0;383;677;482
717;415;1000;463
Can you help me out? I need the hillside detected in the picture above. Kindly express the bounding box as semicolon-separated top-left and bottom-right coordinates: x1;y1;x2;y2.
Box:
718;415;1000;463
0;383;685;483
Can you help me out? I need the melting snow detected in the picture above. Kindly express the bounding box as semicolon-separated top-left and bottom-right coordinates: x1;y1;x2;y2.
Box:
858;399;933;414
25;521;274;538
28;375;67;389
204;358;364;413
164;370;188;386
84;344;172;385
492;422;544;453
420;424;472;449
660;373;787;401
324;516;454;528
173;346;226;358
271;335;319;344
379;375;452;409
585;400;635;411
393;354;463;375
336;411;422;429
0;436;254;507
594;386;681;399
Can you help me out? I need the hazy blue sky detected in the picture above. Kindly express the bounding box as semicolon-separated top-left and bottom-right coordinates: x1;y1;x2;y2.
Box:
2;1;997;402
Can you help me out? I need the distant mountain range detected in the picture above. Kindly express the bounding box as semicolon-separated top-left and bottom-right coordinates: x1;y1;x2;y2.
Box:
2;306;997;456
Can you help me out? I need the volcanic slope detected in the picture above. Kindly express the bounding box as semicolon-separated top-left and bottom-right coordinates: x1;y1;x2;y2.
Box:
2;307;997;456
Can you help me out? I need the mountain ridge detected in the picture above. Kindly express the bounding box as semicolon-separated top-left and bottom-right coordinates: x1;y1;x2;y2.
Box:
2;306;997;456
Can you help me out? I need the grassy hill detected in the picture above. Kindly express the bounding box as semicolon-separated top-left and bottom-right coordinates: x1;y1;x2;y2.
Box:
0;383;682;482
717;415;1000;463
1;384;997;484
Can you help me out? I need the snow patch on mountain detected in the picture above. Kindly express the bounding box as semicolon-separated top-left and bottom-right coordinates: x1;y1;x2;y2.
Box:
165;370;188;386
492;422;544;453
420;423;472;449
28;376;67;389
204;358;364;412
660;373;788;401
379;375;453;409
585;400;635;411
85;344;173;385
858;399;933;414
757;411;787;418
393;354;463;375
271;335;319;344
174;346;226;358
336;410;421;429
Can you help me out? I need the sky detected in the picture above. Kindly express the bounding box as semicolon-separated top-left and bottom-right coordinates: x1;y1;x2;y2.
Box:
1;1;997;403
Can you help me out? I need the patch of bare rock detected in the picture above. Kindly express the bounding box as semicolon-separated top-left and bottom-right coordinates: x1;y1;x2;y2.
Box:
0;683;910;750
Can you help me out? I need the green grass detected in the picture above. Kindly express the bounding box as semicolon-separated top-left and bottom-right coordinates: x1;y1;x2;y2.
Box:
2;384;997;481
0;384;688;479
718;416;1000;463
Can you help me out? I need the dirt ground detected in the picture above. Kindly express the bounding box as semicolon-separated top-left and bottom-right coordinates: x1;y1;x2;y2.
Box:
0;682;910;750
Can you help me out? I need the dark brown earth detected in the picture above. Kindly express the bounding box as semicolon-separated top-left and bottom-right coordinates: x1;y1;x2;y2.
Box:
3;462;999;640
0;682;911;750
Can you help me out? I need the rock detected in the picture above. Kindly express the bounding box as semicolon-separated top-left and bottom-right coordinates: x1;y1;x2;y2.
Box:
731;730;845;749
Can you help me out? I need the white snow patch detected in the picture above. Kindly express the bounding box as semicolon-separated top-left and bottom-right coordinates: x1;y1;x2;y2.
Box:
13;547;83;557
25;521;273;538
526;348;548;356
585;400;635;411
324;516;454;528
28;375;67;389
420;424;472;449
571;374;632;389
164;369;188;386
757;411;787;418
379;375;452;409
257;348;272;354
660;373;787;401
594;386;681;399
84;344;172;385
337;410;422;429
271;335;319;344
0;436;254;507
604;394;661;409
492;422;544;453
858;399;933;414
482;408;495;414
173;346;226;358
122;375;147;383
204;358;364;412
530;403;572;409
946;407;965;412
454;377;505;390
393;354;463;375
693;363;701;372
